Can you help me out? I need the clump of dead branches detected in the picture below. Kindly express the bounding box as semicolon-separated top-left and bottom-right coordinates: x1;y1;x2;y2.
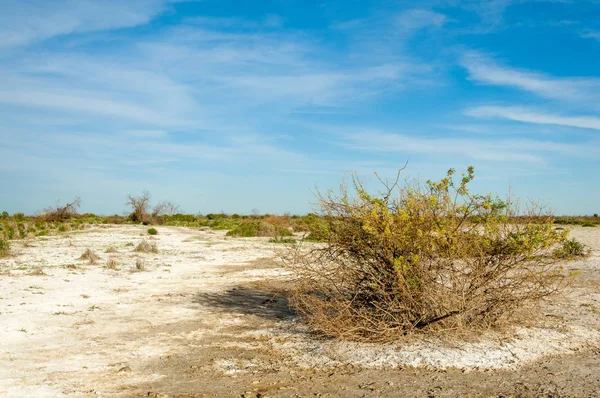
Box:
284;166;574;342
43;197;82;222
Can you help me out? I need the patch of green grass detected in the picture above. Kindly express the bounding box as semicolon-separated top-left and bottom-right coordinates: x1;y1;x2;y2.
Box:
226;220;292;238
554;216;600;226
268;237;297;244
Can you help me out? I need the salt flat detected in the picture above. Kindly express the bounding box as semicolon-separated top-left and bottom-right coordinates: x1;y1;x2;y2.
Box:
1;225;599;397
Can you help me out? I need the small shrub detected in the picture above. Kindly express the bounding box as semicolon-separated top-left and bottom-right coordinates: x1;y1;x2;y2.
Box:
554;238;590;259
78;248;100;265
582;222;595;227
106;257;119;270
135;257;146;271
134;241;158;253
105;246;117;253
147;228;158;235
0;239;9;257
264;215;294;230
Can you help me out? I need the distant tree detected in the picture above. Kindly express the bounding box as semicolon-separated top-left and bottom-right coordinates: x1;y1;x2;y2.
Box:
127;191;151;223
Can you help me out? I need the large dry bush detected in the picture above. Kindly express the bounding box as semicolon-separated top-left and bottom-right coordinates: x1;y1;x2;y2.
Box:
285;167;573;341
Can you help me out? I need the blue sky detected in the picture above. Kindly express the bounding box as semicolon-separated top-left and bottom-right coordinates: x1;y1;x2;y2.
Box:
1;0;599;215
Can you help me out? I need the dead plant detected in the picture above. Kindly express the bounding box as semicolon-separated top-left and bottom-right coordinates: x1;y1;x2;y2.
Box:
106;256;119;270
135;257;146;271
43;197;82;222
78;248;100;265
134;241;158;253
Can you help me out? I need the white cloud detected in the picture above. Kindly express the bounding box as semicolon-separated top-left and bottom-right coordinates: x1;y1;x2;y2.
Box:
0;88;187;126
581;31;600;40
395;9;447;31
0;0;170;48
466;106;600;131
337;129;592;164
460;51;600;103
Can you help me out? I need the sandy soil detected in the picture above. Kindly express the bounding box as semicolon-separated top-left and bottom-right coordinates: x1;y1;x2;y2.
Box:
1;225;599;397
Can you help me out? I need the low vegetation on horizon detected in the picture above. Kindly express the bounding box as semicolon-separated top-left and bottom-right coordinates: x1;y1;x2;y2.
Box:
0;177;597;255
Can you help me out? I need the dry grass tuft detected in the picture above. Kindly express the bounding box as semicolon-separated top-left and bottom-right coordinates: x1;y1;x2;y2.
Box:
105;246;117;253
134;240;158;253
78;248;100;265
106;256;119;270
28;267;47;276
135;257;146;271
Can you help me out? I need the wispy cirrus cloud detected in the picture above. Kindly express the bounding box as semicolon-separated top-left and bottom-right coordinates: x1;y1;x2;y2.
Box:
460;51;600;103
331;128;594;165
581;30;600;41
465;106;600;131
0;0;174;48
395;9;447;31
